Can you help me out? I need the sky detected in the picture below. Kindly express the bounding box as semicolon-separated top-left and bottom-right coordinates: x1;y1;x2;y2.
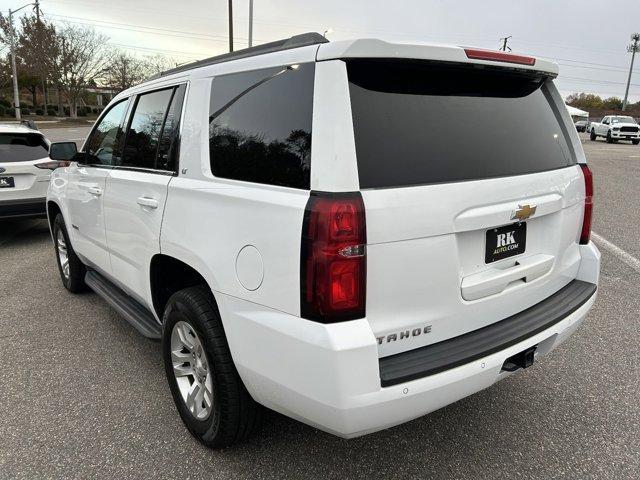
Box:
1;0;639;102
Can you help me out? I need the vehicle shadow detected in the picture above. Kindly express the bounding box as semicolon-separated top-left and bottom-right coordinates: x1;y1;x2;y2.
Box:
0;218;49;247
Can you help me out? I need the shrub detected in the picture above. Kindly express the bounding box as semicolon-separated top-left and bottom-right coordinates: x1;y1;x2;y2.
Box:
20;107;30;115
63;107;70;116
35;108;44;116
77;108;87;116
47;108;57;116
0;98;10;108
0;106;5;116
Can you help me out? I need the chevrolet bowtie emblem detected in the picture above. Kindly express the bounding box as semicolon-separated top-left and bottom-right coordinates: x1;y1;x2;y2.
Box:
512;204;537;221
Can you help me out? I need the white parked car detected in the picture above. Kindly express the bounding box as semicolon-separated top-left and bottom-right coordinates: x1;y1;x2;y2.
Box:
46;34;601;447
0;123;61;219
589;115;640;144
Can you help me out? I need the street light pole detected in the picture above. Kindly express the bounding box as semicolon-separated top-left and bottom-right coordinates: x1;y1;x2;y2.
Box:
248;0;253;47
7;2;37;121
228;0;233;52
8;9;21;120
622;33;640;112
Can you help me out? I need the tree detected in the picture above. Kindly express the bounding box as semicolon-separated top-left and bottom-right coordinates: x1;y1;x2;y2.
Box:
103;51;148;92
566;92;604;110
16;15;58;107
602;96;623;110
52;24;112;118
144;53;178;76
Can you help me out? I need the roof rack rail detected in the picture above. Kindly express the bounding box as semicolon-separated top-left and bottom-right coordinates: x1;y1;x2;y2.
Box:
150;32;328;80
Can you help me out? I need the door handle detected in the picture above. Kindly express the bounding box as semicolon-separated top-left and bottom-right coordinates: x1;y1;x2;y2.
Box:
137;196;159;209
88;186;102;196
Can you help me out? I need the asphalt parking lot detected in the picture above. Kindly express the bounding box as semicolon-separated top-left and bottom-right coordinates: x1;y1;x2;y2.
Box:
1;131;639;479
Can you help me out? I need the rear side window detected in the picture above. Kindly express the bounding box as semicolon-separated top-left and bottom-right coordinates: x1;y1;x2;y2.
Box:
121;88;175;170
0;133;48;162
209;63;314;189
347;60;575;189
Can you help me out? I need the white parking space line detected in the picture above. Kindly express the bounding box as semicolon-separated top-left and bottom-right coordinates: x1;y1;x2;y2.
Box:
592;231;640;274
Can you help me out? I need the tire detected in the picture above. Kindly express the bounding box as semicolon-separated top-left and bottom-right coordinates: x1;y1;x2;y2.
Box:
590;129;596;141
53;213;87;293
632;140;639;145
162;285;261;448
606;131;613;143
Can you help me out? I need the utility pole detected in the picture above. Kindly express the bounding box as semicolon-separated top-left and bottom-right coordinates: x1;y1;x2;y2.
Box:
499;35;512;52
8;9;21;120
228;0;234;52
34;0;39;21
622;33;640;111
248;0;253;47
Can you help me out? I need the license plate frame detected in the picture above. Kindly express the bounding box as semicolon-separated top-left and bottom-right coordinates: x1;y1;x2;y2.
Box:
0;176;15;188
485;222;527;263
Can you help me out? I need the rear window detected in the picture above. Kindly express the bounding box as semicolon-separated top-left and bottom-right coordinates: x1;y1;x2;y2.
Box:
0;133;48;163
347;60;575;189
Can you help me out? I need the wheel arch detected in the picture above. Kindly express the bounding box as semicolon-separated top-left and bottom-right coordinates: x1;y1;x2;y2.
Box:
149;254;216;321
46;200;65;239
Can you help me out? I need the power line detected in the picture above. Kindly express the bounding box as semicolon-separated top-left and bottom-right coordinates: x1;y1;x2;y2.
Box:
44;12;261;43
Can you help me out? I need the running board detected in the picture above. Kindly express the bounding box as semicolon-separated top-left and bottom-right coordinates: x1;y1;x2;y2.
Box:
85;270;161;340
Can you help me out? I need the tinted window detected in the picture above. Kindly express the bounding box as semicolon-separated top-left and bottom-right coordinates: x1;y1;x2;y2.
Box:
347;60;575;189
85;99;128;166
0;133;48;162
209;63;314;189
121;88;173;170
157;85;186;171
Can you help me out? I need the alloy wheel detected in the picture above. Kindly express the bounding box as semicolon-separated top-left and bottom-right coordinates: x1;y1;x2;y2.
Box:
56;229;70;280
170;321;213;420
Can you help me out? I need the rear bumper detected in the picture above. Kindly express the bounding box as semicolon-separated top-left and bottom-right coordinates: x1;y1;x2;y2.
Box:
219;243;600;438
0;197;47;219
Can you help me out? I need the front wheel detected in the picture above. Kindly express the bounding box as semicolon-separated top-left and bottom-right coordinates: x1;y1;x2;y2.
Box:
590;129;596;141
606;131;613;143
53;213;86;293
162;286;262;448
632;139;639;145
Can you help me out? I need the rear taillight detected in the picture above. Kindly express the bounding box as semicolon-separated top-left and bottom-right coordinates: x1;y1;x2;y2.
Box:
301;192;366;322
464;48;536;66
579;164;593;244
35;161;71;170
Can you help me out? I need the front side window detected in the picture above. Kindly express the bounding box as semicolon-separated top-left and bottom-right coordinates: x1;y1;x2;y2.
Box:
208;63;315;189
0;133;48;163
85;99;129;166
120;88;174;170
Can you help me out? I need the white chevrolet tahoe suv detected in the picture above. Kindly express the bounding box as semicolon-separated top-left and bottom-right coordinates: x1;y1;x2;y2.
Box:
46;34;601;447
589;115;640;144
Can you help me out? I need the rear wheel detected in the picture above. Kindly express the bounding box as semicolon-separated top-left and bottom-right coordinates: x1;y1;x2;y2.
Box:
590;129;596;141
53;214;86;293
162;286;261;448
606;131;613;143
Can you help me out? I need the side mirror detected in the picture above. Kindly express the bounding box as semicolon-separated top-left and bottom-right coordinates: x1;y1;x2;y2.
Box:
49;142;78;161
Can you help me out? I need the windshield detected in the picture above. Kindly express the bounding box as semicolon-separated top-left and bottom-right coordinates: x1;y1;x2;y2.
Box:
347;59;574;189
611;116;636;124
0;133;48;163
